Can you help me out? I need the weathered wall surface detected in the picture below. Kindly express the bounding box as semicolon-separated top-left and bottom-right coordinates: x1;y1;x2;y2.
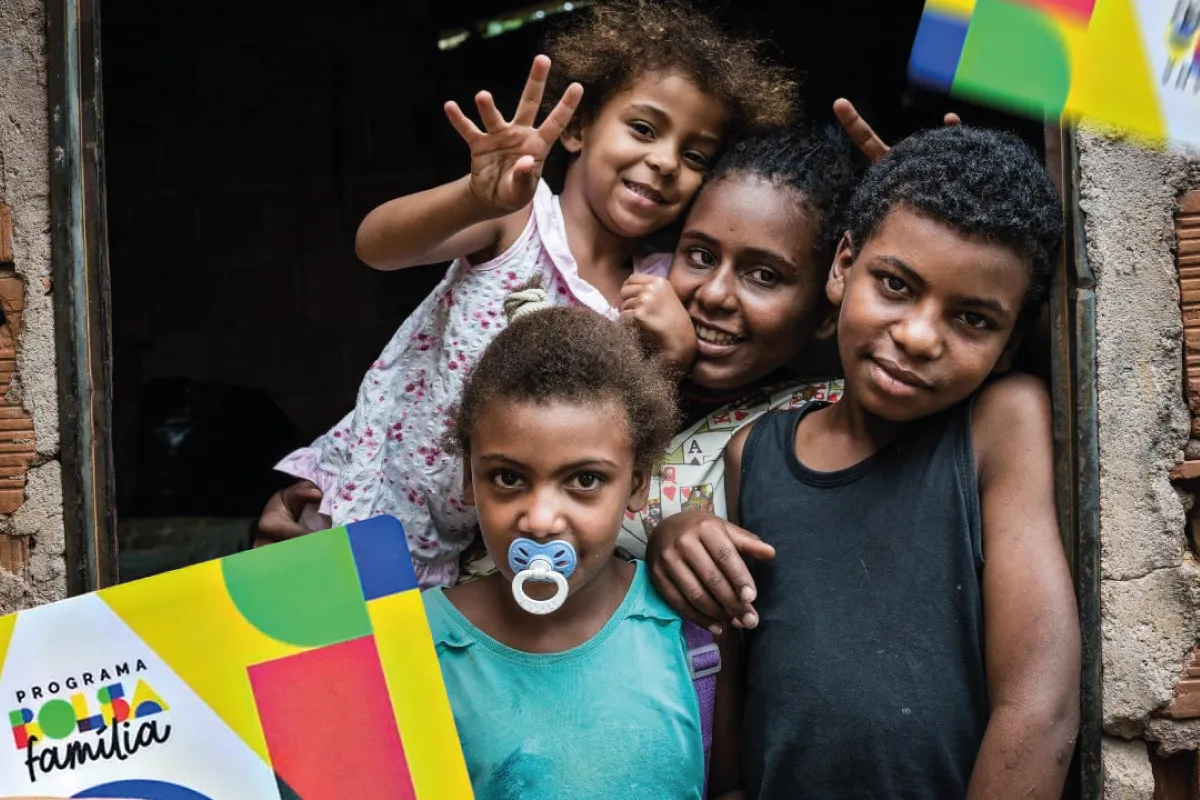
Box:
1080;129;1200;793
0;0;67;610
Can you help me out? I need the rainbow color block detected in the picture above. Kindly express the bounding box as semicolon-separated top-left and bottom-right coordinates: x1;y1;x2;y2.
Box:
909;0;1200;146
0;516;472;799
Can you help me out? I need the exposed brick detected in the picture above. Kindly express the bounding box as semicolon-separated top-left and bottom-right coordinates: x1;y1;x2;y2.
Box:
0;534;28;573
0;276;24;312
1172;462;1200;481
0;204;11;265
0;418;34;433
0;489;25;514
1165;678;1200;719
1177;194;1200;431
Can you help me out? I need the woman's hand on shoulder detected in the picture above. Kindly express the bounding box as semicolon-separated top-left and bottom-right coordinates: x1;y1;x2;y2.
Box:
647;510;773;634
446;55;582;214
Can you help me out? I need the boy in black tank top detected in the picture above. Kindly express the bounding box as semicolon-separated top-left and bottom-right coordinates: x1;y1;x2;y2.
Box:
648;127;1080;798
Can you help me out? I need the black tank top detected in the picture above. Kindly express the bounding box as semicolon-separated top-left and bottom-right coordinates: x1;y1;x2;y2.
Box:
739;402;987;799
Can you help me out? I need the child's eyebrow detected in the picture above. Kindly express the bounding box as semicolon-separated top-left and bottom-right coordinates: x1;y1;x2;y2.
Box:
874;254;925;288
476;454;620;471
627;103;721;145
681;230;797;272
477;454;528;467
874;254;1013;317
557;458;621;472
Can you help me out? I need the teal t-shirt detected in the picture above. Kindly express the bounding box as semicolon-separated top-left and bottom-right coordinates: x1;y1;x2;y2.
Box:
423;560;705;800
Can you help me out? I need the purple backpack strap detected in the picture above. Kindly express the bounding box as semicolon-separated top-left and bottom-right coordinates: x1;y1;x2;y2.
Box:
683;620;721;791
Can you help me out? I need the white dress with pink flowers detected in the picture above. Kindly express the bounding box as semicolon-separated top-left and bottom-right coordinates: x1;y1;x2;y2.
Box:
276;180;669;588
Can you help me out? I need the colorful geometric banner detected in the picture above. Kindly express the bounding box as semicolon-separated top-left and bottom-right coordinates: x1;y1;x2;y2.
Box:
909;0;1200;146
0;516;472;799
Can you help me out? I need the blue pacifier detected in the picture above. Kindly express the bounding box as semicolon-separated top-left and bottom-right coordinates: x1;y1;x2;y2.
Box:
508;538;577;615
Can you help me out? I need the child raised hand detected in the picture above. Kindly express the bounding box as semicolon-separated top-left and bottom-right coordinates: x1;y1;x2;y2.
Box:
832;97;962;162
274;0;797;590
445;55;582;214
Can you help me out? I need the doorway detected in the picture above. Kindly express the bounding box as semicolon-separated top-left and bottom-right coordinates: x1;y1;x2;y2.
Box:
53;0;1095;795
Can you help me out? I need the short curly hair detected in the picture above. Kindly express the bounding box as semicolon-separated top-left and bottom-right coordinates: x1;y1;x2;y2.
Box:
707;123;868;274
449;307;679;471
845;126;1062;311
543;0;797;140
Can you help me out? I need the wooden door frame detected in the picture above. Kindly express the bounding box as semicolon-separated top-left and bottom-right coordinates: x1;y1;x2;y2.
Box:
47;0;118;593
1048;125;1101;800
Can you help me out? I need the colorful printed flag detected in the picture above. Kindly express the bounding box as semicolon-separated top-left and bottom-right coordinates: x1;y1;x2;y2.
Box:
909;0;1200;146
0;516;471;799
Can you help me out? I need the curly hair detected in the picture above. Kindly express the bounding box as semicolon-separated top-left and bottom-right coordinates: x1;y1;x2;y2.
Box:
543;0;797;140
707;123;868;273
449;307;679;471
845;126;1062;310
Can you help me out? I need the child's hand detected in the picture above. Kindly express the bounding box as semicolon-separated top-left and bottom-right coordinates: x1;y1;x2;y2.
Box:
647;511;775;634
833;98;961;162
255;480;324;548
620;274;697;376
444;55;583;215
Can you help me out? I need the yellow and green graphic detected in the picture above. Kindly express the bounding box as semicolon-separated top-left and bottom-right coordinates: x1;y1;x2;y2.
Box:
910;0;1200;145
0;516;471;800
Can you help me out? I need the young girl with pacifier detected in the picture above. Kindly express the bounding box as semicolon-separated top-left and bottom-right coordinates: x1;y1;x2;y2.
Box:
425;298;741;799
270;0;797;590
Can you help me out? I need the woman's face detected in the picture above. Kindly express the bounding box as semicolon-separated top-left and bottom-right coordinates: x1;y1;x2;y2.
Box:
668;174;829;391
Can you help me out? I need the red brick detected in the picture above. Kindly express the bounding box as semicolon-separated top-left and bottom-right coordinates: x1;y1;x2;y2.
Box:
0;489;25;514
1172;462;1200;481
1181;190;1200;214
0;205;11;264
0;417;34;434
0;534;28;572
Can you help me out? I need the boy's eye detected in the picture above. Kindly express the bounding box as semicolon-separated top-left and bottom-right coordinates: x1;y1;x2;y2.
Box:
629;121;655;138
684;151;712;169
686;247;717;269
880;275;909;295
490;469;524;489
568;472;605;491
960;311;991;330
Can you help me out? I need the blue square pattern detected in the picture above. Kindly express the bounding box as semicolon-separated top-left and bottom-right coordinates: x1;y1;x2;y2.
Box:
346;515;419;601
908;11;970;92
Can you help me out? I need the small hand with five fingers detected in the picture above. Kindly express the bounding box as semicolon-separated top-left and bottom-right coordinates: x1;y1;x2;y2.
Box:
444;55;584;215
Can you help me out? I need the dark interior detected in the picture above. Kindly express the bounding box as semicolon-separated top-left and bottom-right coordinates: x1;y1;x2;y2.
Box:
100;0;1045;577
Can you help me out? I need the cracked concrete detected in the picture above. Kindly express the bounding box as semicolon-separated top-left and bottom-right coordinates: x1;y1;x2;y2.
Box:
1103;736;1155;800
1102;561;1200;736
1081;128;1200;793
1079;132;1192;584
0;0;66;609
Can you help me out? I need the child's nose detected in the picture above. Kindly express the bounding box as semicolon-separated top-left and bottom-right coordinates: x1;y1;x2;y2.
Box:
695;265;738;312
519;487;567;537
646;145;679;177
891;309;944;360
